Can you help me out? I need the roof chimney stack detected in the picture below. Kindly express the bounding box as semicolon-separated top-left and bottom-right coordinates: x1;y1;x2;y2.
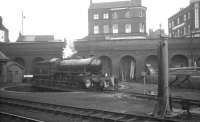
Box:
90;0;93;5
0;16;2;26
131;0;142;6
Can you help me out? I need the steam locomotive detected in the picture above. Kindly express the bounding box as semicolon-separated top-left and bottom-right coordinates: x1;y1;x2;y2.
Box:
32;57;113;90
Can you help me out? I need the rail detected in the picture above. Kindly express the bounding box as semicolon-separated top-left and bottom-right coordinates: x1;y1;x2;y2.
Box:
0;111;44;122
126;92;200;107
0;96;180;122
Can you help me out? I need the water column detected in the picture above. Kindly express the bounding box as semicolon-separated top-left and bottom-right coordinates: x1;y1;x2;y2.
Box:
154;37;170;118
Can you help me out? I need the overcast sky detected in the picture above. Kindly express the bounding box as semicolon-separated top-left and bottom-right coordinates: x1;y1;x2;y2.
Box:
0;0;189;42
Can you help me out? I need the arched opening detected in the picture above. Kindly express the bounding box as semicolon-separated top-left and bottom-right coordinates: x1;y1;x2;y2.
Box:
197;57;200;67
14;57;25;67
6;62;24;83
32;57;45;74
171;55;188;68
99;56;112;76
120;55;136;81
145;55;158;71
145;55;158;83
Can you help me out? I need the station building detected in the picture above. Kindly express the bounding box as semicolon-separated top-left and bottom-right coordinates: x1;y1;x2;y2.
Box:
168;0;200;38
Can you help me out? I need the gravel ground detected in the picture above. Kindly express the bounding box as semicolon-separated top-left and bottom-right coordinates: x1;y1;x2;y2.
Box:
0;89;155;115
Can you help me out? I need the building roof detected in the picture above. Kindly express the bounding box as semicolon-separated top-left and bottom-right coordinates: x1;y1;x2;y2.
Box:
0;16;8;31
0;51;9;61
168;5;190;20
75;38;200;51
190;0;200;4
6;61;24;70
90;0;141;9
17;34;56;42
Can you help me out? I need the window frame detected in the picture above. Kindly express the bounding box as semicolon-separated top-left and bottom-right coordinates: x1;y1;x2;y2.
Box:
103;13;109;19
0;30;5;42
112;12;118;19
112;24;118;34
139;23;145;33
125;24;132;33
125;11;131;18
93;13;99;20
93;25;99;34
103;25;109;34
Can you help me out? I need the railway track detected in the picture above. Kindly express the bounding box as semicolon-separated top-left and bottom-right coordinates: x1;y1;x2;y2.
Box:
0;111;44;122
31;84;200;107
0;96;180;122
125;92;200;107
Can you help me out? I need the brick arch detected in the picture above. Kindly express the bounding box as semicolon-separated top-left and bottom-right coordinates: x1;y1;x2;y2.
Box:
169;53;189;61
145;55;158;70
170;55;189;68
32;57;45;74
14;57;25;67
120;55;136;81
196;57;200;67
99;56;112;76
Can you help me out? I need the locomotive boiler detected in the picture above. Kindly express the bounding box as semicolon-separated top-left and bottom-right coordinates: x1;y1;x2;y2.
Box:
32;57;112;90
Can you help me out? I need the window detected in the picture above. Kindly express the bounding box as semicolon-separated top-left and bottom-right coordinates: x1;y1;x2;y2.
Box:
177;29;180;37
195;3;199;29
139;23;145;33
172;21;174;27
184;14;187;21
184;27;186;35
169;32;172;37
93;14;99;20
139;10;144;17
188;25;190;34
125;24;131;33
177;17;180;25
93;25;99;34
103;25;109;33
188;12;190;19
112;24;118;33
169;22;171;28
112;12;118;19
0;30;4;42
173;32;175;37
125;11;130;18
103;13;109;19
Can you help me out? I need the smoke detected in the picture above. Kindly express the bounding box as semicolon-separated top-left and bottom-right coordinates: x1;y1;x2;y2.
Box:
63;39;77;59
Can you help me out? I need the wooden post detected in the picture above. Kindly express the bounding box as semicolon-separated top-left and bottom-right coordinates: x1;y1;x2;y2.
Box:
154;37;170;118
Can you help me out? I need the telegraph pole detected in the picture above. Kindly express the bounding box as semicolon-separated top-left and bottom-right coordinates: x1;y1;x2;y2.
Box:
21;11;25;34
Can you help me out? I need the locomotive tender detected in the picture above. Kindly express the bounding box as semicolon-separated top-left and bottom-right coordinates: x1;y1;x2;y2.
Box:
32;57;113;90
